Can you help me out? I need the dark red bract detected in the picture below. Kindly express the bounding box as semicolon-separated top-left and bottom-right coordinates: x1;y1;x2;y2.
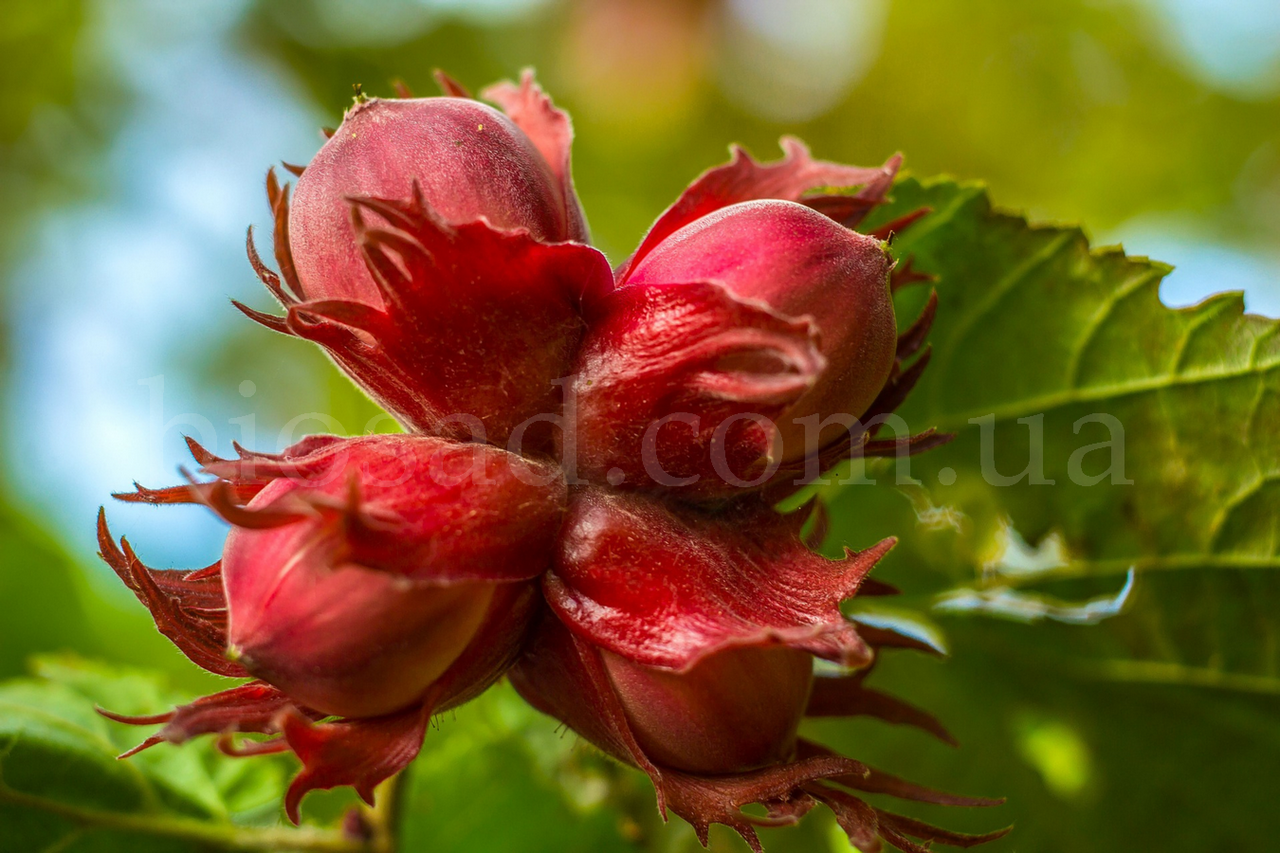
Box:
98;70;1005;851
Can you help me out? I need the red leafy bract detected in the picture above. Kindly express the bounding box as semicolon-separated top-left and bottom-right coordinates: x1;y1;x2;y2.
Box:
617;138;900;282
97;681;305;758
807;675;957;746
201;433;566;583
548;489;891;671
97;510;244;679
570;280;825;497
243;185;612;448
281;705;430;824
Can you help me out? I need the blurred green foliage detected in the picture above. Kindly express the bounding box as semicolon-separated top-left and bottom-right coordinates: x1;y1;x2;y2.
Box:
0;503;92;679
0;0;124;272
237;0;1280;258
2;1;1280;851
0;656;292;853
0;0;81;145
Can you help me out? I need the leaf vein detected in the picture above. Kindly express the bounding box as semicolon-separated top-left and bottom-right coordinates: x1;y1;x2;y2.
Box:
936;231;1077;404
935;360;1280;430
1064;266;1161;389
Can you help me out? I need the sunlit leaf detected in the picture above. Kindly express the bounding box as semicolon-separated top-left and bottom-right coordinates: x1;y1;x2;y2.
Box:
826;176;1280;689
0;657;338;853
810;177;1280;852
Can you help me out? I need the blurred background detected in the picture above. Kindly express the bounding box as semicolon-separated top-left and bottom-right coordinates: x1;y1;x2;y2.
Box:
2;1;1278;851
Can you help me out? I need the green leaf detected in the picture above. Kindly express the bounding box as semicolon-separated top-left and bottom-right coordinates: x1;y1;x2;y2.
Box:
30;655;290;819
0;504;93;680
808;178;1280;852
823;176;1280;688
804;632;1280;853
0;656;359;853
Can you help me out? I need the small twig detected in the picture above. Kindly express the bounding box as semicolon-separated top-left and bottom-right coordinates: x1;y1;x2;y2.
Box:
0;778;366;852
0;778;366;850
364;771;408;853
